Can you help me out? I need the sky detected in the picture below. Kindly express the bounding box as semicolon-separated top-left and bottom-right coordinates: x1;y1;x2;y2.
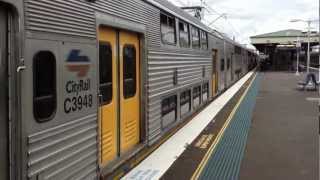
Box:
167;0;319;47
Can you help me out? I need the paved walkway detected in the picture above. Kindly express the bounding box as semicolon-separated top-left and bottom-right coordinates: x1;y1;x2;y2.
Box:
239;72;319;180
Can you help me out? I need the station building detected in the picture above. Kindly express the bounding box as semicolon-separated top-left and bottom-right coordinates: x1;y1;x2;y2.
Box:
250;29;319;71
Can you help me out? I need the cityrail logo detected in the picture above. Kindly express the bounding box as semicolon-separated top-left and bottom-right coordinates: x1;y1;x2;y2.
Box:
66;49;90;77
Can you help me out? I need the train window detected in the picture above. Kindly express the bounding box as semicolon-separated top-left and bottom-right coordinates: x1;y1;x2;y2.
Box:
123;45;137;99
33;51;56;122
193;86;201;107
161;95;177;129
221;59;225;71
191;26;200;49
201;31;208;50
235;46;242;54
162;95;177;117
180;90;191;115
193;86;201;99
227;58;231;69
203;83;209;93
179;20;190;48
160;12;176;45
99;42;112;104
202;83;209;101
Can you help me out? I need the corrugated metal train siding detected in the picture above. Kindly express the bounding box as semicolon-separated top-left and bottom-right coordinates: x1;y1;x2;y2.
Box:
24;0;213;154
147;48;212;144
25;0;161;47
27;114;98;180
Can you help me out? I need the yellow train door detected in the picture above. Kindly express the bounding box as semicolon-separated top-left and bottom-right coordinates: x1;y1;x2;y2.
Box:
212;50;218;96
119;30;140;154
98;27;140;166
98;27;118;165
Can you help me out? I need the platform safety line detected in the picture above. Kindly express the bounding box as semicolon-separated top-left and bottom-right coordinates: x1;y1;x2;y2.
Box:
191;73;257;180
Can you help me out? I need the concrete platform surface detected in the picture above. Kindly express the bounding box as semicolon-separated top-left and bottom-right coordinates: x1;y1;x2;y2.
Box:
239;72;319;180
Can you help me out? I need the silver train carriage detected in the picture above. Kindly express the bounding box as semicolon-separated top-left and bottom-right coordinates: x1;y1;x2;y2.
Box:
0;0;258;179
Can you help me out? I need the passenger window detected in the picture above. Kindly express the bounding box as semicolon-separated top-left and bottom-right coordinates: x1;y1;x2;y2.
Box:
161;12;176;45
99;42;113;104
221;59;225;71
191;26;200;49
193;86;201;99
179;20;190;48
33;51;56;122
161;95;177;129
181;90;191;106
235;46;242;54
123;45;137;99
227;58;231;69
202;83;209;95
201;31;208;50
161;95;177;117
180;90;191;115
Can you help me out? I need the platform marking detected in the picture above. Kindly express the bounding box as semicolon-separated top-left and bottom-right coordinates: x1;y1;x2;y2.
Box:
195;134;215;149
191;73;257;180
122;72;254;180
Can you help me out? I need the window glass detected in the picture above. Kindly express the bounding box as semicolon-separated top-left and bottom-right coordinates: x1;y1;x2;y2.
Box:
99;42;112;104
201;31;208;50
203;83;209;94
221;59;225;71
123;45;137;99
227;58;231;69
33;51;56;122
161;13;176;44
179;21;190;48
161;95;177;117
180;90;191;106
235;46;242;54
202;83;209;101
193;86;201;99
191;26;200;49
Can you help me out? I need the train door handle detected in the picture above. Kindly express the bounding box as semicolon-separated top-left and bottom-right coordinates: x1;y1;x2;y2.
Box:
98;94;103;104
16;65;26;72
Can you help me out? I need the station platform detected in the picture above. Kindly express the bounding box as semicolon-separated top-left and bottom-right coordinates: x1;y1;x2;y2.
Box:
122;71;319;180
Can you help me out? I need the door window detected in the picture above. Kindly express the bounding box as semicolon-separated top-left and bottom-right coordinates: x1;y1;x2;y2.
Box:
99;42;113;104
123;45;137;99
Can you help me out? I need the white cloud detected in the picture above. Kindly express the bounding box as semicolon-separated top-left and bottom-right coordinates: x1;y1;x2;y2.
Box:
167;0;319;45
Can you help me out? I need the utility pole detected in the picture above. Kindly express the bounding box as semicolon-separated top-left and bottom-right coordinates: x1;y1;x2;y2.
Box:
296;37;301;76
318;0;320;95
307;20;311;74
318;0;320;84
290;19;318;74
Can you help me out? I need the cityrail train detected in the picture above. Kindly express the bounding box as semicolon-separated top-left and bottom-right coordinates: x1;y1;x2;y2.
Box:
0;0;258;179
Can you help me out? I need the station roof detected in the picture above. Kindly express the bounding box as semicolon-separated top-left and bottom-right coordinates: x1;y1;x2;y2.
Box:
251;29;309;38
250;29;319;45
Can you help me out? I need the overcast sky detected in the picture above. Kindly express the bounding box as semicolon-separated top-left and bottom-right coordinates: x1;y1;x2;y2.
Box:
168;0;319;47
